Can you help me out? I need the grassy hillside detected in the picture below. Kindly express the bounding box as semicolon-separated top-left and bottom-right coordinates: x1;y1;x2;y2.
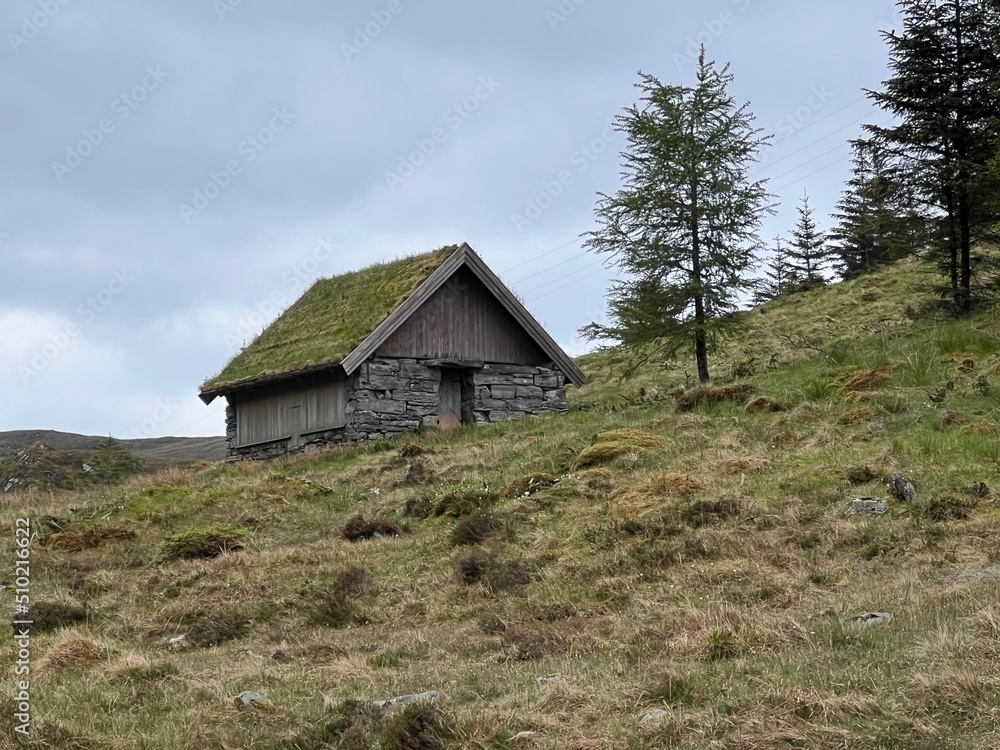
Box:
0;431;226;463
5;260;1000;749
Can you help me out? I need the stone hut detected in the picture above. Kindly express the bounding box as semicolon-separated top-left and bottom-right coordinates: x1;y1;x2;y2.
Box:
199;243;588;459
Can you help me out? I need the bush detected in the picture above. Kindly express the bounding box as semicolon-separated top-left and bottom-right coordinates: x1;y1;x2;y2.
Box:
18;601;87;633
304;566;375;628
342;515;402;541
187;609;250;647
450;511;500;546
161;526;250;561
499;473;558;498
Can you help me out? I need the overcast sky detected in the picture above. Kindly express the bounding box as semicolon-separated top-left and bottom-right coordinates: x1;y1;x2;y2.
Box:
2;0;904;439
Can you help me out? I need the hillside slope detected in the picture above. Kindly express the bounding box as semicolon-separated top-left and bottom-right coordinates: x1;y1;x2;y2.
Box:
0;430;226;462
4;260;1000;749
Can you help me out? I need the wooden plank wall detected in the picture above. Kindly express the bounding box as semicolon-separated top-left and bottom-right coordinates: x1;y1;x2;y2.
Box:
377;266;549;364
235;372;345;447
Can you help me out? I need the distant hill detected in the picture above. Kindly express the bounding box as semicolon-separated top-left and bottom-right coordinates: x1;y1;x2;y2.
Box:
0;430;226;462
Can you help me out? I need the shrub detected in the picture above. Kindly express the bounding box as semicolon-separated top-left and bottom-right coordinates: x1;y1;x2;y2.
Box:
18;601;87;633
187;609;250;647
433;490;497;517
499;472;558;498
161;526;249;561
678;497;741;528
450;511;500;546
342;515;402;541
674;384;755;412
304;565;375;628
41;525;136;552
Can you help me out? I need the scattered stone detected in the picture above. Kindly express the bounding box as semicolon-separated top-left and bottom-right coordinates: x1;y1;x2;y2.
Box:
167;634;188;651
373;690;440;709
234;690;276;712
845;497;889;517
853;612;892;627
640;708;670;724
888;472;916;502
535;673;559;685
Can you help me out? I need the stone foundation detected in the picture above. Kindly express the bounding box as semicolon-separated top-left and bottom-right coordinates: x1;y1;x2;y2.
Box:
226;357;569;460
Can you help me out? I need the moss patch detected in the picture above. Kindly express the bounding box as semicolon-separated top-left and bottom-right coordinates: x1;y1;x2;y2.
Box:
201;245;459;392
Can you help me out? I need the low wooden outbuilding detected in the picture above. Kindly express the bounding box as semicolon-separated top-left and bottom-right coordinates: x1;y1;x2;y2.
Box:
199;243;587;459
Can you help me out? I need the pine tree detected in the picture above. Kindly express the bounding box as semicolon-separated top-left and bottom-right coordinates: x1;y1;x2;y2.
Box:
786;191;829;287
752;236;793;305
581;49;772;382
866;0;1000;313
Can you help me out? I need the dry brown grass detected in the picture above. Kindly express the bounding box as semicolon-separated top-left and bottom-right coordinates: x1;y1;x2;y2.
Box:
674;383;756;412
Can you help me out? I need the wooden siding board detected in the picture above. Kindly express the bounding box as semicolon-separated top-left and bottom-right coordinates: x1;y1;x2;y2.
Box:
376;266;549;364
234;373;345;448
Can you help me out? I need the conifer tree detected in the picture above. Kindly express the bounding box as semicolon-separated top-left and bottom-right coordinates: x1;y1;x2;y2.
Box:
581;49;772;382
829;139;924;278
786;191;829;287
866;0;1000;313
752;236;793;305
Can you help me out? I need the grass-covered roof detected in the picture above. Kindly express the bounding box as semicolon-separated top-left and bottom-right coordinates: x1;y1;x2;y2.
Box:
201;245;459;394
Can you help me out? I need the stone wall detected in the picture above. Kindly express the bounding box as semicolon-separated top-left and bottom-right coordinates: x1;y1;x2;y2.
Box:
226;357;569;460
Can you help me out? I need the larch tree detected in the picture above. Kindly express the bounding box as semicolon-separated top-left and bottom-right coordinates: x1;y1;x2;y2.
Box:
581;49;772;382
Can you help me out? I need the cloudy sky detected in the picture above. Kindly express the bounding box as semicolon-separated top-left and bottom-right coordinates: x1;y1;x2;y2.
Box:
2;0;903;439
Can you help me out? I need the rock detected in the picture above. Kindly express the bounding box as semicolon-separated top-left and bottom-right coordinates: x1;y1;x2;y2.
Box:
845;497;889;516
234;690;276;712
640;708;670;724
888;472;916;502
373;690;440;709
853;612;892;627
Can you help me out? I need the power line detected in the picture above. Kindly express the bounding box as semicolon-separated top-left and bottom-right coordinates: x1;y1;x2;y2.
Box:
498;237;581;275
527;266;610;302
509;248;587;285
752;110;872;176
522;257;606;295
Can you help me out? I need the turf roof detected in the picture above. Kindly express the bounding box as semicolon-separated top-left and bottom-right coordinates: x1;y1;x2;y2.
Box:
201;245;460;394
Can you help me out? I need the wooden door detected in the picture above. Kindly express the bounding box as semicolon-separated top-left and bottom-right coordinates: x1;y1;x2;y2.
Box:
439;369;462;429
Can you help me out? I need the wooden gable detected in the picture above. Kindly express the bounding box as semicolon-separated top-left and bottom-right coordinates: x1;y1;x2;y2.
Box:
376;266;548;365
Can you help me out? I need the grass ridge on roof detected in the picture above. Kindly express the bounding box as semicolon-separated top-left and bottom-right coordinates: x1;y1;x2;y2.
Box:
200;245;460;392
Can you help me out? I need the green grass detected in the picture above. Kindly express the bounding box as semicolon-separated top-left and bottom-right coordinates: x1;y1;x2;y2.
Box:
201;244;458;393
9;258;1000;747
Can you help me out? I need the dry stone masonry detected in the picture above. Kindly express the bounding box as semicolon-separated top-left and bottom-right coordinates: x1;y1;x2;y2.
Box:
226;357;568;459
